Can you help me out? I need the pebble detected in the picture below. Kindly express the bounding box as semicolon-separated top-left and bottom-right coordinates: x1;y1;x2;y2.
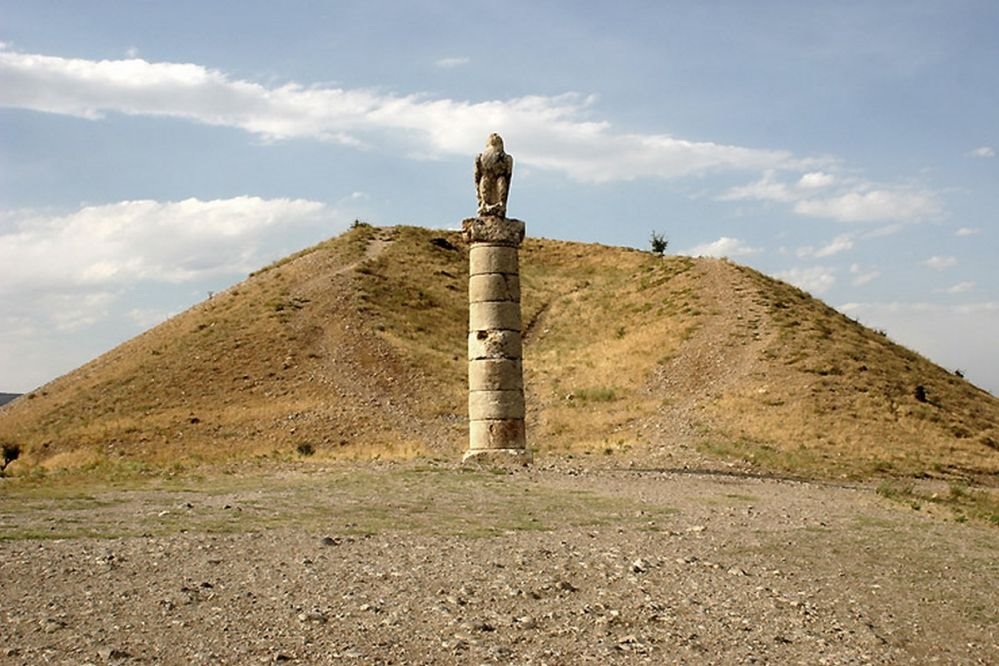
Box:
40;618;65;633
1;463;990;664
297;611;327;623
515;615;538;629
97;647;130;661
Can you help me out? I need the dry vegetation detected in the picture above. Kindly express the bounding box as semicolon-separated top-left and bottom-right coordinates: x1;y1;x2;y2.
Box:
1;224;996;510
3;224;997;663
704;263;999;482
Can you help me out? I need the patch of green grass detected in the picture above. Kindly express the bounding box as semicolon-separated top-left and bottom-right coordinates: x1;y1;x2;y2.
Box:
0;464;681;541
698;437;823;478
876;480;999;525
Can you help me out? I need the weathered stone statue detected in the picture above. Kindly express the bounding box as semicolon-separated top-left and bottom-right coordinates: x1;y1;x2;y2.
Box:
462;134;530;465
474;133;513;218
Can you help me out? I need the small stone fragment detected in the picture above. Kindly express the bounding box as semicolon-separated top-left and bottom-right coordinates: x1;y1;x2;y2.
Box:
97;647;130;661
515;615;537;629
40;618;66;633
555;580;578;592
298;610;327;623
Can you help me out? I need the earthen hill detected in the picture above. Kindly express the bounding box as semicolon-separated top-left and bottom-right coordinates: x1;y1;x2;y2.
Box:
1;223;997;481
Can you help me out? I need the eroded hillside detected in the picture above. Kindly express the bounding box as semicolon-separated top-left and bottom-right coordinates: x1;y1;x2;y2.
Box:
1;224;997;482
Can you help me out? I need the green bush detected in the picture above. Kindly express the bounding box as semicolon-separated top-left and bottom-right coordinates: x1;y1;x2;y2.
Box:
649;231;668;256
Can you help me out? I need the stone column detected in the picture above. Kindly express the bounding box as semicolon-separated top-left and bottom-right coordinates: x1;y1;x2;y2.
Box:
462;215;531;464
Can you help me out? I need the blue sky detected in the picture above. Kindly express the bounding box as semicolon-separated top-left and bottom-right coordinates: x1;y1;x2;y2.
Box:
1;1;996;394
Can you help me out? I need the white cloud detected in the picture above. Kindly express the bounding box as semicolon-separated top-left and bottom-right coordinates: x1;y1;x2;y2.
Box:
849;263;880;286
838;301;999;394
0;196;345;391
922;255;957;271
48;291;117;332
797;171;837;189
793;188;940;222
683;236;761;258
955;227;982;236
125;46;140;59
0;45;804;184
127;307;174;328
861;224;905;239
815;234;853;257
0;196;331;292
435;56;470;68
722;170;940;223
934;281;975;295
720;171;796;203
0;315;92;391
775;266;836;294
798;233;853;258
967;146;995;158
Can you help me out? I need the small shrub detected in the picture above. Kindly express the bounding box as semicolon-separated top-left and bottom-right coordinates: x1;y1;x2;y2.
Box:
430;237;458;251
876;480;912;499
914;385;927;403
649;231;668;256
1;442;20;474
296;442;315;457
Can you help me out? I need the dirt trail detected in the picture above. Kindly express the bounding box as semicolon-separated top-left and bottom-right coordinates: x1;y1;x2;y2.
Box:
641;259;773;460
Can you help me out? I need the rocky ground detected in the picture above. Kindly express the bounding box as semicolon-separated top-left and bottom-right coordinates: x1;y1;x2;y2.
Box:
1;460;996;665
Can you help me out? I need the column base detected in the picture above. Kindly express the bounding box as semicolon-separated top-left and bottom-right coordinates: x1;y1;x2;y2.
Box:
461;448;533;467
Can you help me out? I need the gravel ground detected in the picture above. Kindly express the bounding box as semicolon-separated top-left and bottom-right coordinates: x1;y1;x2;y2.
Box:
1;462;996;665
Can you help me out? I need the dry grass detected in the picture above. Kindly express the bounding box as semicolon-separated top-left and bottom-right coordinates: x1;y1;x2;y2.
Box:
520;240;699;454
1;224;997;493
702;265;999;481
875;480;999;525
0;462;677;541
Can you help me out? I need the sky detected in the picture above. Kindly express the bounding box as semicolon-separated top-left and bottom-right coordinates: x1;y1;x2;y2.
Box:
0;0;996;395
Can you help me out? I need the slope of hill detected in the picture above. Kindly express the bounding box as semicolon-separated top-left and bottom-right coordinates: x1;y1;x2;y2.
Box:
1;223;997;482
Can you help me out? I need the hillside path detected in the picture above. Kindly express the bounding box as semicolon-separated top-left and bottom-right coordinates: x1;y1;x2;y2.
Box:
643;259;774;457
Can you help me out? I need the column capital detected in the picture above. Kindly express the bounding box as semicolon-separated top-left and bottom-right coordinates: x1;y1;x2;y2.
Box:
461;216;525;246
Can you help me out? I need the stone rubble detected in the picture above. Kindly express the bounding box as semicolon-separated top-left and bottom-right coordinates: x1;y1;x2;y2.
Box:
1;464;996;664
